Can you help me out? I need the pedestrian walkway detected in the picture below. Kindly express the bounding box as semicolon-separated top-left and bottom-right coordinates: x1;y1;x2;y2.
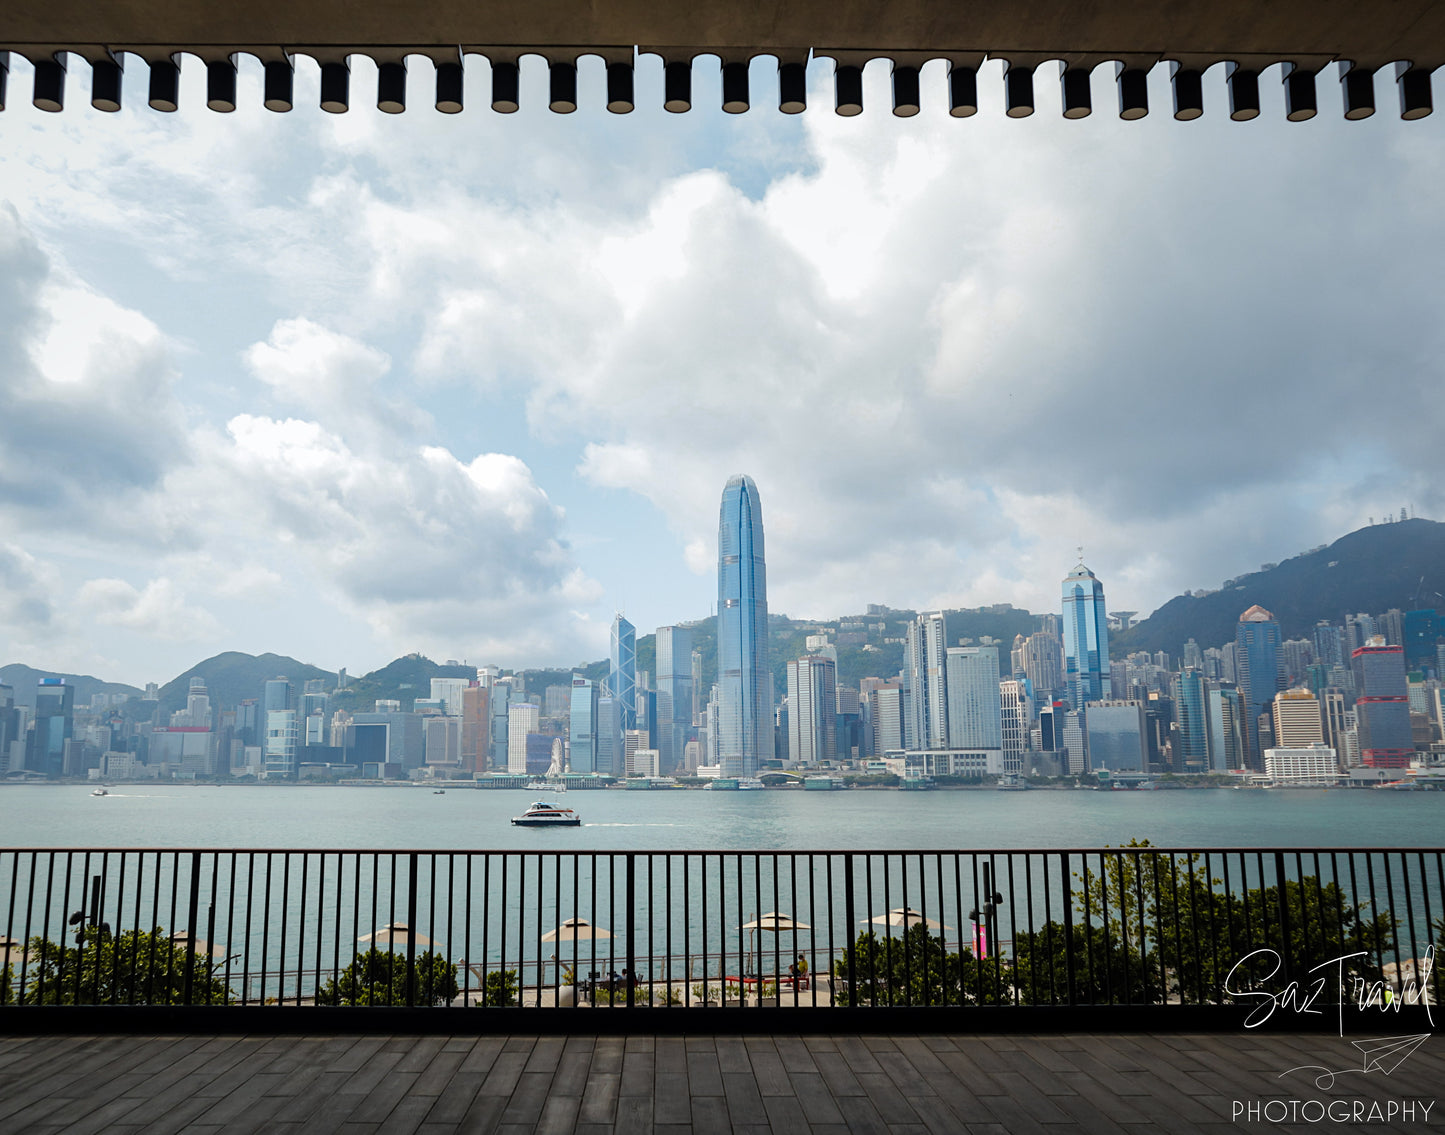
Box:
0;1030;1438;1133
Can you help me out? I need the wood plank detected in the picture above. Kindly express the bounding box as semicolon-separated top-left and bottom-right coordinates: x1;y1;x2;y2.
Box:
689;1095;731;1135
719;1070;769;1126
744;1037;792;1097
854;1071;924;1126
685;1049;724;1097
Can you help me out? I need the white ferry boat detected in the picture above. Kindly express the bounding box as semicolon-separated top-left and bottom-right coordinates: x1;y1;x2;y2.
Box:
511;801;582;827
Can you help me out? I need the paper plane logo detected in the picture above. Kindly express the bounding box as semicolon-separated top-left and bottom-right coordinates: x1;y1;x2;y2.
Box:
1351;1034;1431;1076
1280;1034;1432;1091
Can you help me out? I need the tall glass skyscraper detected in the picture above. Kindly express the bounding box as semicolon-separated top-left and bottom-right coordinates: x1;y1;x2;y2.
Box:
569;676;600;774
1236;605;1285;769
655;625;693;774
1062;562;1110;709
609;614;636;732
717;475;774;777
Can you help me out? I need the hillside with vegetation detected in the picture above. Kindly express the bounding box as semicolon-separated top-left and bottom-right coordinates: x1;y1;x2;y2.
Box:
1115;518;1445;655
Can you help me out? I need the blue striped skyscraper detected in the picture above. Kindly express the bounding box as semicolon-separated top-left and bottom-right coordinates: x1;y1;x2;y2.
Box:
1062;561;1110;709
610;614;636;733
717;475;774;777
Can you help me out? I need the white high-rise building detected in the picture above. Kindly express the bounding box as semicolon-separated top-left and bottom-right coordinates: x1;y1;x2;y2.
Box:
1272;688;1324;748
870;685;903;756
507;702;539;774
904;612;949;750
1000;679;1029;777
944;645;1001;749
263;709;297;779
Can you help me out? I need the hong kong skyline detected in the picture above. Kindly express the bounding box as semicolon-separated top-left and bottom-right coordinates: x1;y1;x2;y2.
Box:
2;59;1443;685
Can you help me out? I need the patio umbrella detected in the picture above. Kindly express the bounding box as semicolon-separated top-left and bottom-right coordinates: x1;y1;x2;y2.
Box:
541;917;612;942
169;931;229;959
741;911;811;932
741;912;810;977
861;907;953;932
358;922;440;949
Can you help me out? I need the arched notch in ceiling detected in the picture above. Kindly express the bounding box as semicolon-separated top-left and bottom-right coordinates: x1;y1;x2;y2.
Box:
0;48;1437;119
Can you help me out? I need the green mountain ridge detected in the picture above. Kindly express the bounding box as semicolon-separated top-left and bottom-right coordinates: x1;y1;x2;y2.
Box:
156;652;337;715
1114;518;1445;656
0;664;142;711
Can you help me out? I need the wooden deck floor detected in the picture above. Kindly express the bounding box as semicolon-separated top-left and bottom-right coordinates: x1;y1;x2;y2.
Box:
1;1031;1440;1134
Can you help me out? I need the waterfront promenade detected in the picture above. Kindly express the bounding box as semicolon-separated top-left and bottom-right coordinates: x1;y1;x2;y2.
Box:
2;1029;1440;1134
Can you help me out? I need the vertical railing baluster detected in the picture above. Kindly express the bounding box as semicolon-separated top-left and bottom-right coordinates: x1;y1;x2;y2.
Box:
447;854;456;1009
844;853;857;1008
625;853;636;1008
462;854;472;1007
111;852;127;1005
259;853;273;1008
1061;853;1076;1007
277;852;290;1008
19;852;40;1003
52;851;73;1005
240;853;255;1006
295;852;307;1008
481;853;491;1007
183;851;201;1006
498;854;508;1010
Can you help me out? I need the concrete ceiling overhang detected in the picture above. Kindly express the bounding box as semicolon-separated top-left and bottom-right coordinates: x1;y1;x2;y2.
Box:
2;0;1442;118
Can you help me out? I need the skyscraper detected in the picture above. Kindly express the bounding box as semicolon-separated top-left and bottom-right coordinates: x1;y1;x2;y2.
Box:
944;645;1002;750
999;679;1028;777
717;474;774;777
569;677;600;774
508;701;540;774
903;612;949;750
28;678;74;777
1272;688;1325;748
1351;637;1413;768
610;614;637;734
1236;605;1285;769
786;655;837;767
1062;562;1110;709
1021;630;1064;704
1207;686;1245;772
870;685;903;755
656;625;694;774
1170;669;1210;771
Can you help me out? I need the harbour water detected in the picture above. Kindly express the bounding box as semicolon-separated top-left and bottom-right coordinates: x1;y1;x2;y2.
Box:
3;786;1441;1003
3;783;1442;850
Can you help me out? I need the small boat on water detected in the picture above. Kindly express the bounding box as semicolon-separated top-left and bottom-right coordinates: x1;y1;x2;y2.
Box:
511;801;581;827
433;789;446;795
91;788;108;797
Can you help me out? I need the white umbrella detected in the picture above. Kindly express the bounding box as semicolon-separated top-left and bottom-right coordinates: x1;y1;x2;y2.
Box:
541;917;612;943
742;911;811;932
861;907;953;931
741;912;810;978
358;922;440;949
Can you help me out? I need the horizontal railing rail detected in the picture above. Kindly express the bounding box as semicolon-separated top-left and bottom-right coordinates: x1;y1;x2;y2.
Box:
1;847;1440;1033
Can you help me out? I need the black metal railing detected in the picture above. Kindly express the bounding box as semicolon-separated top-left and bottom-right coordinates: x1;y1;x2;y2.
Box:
1;847;1440;1027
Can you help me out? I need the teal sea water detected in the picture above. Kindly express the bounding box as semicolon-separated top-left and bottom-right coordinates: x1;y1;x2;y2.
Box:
2;784;1441;849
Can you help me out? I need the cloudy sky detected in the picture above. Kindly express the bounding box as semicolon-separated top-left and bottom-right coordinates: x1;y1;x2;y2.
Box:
0;54;1441;686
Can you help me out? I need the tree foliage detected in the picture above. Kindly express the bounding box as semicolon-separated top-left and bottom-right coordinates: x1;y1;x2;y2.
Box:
3;925;231;1005
833;924;1007;1007
314;948;459;1007
1014;840;1396;1006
